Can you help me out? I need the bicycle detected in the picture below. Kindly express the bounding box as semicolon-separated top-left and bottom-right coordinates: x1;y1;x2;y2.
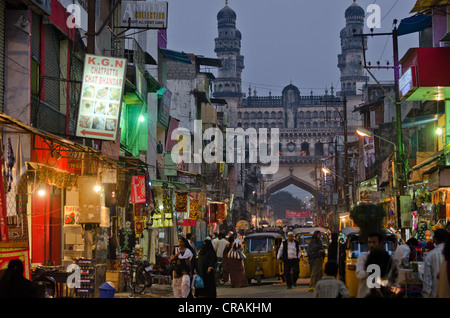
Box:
123;254;153;295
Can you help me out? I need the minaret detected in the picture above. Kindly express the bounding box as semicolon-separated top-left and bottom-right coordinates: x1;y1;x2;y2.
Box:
337;1;368;96
213;1;245;126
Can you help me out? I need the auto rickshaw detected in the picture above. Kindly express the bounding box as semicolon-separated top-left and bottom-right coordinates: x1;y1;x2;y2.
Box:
292;227;329;278
243;232;284;285
338;227;398;297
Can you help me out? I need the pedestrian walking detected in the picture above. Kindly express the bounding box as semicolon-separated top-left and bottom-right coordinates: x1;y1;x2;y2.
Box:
364;245;397;298
327;232;339;263
214;232;230;261
0;259;36;298
170;237;195;298
194;238;217;298
314;260;349;298
277;231;300;289
392;237;419;269
307;230;325;291
355;232;382;298
222;235;234;283
423;229;448;298
437;233;450;298
226;237;248;288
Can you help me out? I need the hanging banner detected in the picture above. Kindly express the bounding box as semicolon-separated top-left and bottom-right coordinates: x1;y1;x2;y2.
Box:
0;248;31;280
286;210;310;218
76;54;126;141
363;135;375;168
188;199;199;220
131;175;146;204
175;192;188;213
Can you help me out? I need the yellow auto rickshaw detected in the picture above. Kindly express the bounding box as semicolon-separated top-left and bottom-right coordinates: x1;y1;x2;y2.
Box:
338;227;398;297
292;227;329;278
243;232;284;285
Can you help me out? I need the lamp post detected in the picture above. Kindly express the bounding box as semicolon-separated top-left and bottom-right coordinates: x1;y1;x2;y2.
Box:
356;127;398;188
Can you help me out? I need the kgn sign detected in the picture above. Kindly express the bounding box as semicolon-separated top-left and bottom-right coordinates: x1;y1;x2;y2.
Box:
121;1;168;29
76;54;127;141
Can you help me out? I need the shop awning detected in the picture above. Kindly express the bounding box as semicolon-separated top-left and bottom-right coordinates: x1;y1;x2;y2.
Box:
398;15;432;36
402;113;443;128
410;0;450;13
0;112;125;171
409;143;450;172
159;48;192;64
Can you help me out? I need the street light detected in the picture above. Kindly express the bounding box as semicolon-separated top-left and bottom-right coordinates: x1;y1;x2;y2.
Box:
356;127;399;188
322;167;344;179
356;127;397;152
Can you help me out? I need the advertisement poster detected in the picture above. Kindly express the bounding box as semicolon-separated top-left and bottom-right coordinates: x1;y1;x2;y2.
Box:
76;54;126;141
64;206;80;226
131;175;146;204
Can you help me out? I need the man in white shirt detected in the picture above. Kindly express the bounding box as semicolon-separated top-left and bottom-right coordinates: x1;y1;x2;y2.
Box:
356;232;383;298
422;229;448;298
277;232;301;289
214;233;230;260
393;238;419;269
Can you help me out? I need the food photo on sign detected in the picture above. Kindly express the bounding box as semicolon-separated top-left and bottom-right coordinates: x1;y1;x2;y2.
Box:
75;54;126;141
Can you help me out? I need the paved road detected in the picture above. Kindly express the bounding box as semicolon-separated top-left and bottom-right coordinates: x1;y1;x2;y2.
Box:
217;278;314;298
115;278;314;298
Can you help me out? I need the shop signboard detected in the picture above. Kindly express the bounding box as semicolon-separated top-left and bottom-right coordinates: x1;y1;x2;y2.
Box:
286;210;310;218
120;1;168;29
158;87;171;127
399;195;412;228
399;66;417;99
76;54;126;141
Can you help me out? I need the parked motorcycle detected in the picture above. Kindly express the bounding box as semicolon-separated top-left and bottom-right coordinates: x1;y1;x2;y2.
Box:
32;267;57;298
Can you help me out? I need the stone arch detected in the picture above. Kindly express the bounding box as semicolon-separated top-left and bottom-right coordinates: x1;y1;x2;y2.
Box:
266;174;319;198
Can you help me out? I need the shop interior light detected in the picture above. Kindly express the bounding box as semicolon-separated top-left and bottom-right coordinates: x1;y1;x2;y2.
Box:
139;115;145;122
37;189;45;196
436;127;443;135
94;184;101;192
159;205;164;211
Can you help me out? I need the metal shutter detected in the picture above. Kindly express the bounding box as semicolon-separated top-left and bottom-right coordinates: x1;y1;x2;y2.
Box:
44;24;60;109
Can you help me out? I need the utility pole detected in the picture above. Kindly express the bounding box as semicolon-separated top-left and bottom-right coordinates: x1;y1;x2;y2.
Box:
353;21;408;240
343;95;350;213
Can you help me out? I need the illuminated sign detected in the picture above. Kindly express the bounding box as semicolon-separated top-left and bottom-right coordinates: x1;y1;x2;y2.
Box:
399;66;417;99
121;1;168;29
76;54;126;141
286;210;310;218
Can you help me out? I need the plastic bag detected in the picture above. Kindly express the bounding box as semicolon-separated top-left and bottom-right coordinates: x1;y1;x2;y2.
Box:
194;274;204;289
